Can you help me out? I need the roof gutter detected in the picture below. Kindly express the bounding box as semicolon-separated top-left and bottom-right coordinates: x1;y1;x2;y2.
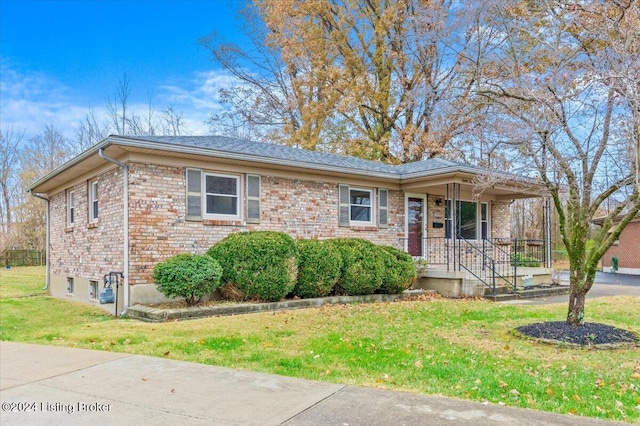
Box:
98;148;129;317
28;190;50;290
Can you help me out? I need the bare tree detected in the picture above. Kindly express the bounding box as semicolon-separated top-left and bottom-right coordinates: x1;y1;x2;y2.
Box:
162;106;188;136
477;0;640;325
16;125;72;251
106;72;131;135
0;124;24;249
74;108;110;153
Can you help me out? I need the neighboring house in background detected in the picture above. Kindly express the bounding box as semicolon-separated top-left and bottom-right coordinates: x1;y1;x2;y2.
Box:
29;135;549;314
593;213;640;275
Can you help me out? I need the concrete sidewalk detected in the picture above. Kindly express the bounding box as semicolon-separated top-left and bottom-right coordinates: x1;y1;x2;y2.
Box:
0;342;624;425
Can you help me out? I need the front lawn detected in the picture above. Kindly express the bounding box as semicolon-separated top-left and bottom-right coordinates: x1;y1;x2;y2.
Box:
1;266;639;423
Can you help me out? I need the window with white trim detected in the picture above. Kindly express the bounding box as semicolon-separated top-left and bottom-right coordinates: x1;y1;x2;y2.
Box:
446;199;488;240
339;184;376;226
350;188;373;224
66;277;74;295
89;180;99;222
204;173;240;219
67;190;75;226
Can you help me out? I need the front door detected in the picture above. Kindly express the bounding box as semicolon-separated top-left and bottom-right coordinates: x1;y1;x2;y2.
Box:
407;197;425;257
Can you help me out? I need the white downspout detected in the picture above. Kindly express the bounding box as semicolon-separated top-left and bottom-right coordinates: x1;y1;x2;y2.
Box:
98;148;129;316
28;190;49;290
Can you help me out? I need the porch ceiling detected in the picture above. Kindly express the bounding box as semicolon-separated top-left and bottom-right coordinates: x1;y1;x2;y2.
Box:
400;173;543;201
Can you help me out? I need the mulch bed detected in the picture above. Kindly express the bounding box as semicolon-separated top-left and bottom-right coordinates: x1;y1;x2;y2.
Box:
515;321;639;348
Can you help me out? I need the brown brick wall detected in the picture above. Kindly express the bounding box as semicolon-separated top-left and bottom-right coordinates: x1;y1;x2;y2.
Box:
49;167;124;281
48;159;522;304
601;220;640;269
491;202;511;239
127;163;405;285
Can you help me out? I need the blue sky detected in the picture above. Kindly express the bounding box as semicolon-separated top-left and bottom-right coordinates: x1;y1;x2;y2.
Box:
1;0;247;140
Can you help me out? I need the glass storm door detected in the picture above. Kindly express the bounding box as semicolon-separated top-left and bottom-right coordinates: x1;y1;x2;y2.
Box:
407;197;424;257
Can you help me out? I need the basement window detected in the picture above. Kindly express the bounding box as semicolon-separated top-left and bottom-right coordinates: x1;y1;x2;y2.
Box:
89;280;98;302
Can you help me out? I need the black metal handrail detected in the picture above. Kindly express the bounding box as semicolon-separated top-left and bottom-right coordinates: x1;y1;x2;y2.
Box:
456;237;497;295
402;237;546;293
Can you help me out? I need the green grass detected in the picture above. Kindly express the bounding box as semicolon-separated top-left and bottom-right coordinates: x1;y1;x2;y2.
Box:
1;266;639;423
0;266;48;298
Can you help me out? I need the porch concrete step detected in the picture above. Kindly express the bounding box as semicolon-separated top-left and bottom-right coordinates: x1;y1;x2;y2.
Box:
484;293;519;302
483;285;570;302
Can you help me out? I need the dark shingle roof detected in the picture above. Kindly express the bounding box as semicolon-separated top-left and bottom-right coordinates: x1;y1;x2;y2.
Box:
118;135;473;177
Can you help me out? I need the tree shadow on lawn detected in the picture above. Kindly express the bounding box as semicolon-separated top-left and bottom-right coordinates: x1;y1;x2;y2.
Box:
514;321;639;349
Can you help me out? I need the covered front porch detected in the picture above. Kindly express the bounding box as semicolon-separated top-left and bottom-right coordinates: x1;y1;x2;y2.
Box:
411;237;554;297
398;175;553;297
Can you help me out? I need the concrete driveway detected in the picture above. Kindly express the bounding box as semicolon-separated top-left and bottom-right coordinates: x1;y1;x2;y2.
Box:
504;272;640;305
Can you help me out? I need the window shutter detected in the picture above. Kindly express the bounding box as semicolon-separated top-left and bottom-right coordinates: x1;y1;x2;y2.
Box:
246;174;261;223
186;168;202;221
338;184;350;227
378;188;388;228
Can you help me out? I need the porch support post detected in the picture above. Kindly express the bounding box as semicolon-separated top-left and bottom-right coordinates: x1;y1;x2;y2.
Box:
544;197;552;268
447;183;461;272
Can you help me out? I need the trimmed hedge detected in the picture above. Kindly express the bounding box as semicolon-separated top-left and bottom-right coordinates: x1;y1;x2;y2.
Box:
293;239;342;298
378;245;417;294
153;254;222;306
207;231;298;302
511;253;541;267
328;238;385;296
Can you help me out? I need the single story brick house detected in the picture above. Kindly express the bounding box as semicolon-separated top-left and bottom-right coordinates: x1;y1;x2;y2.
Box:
29;135;548;314
593;213;640;275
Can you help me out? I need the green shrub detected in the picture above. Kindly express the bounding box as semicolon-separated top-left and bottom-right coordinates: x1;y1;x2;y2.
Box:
378;245;417;294
511;252;541;267
153;254;222;306
207;231;298;302
293;239;342;298
328;238;385;296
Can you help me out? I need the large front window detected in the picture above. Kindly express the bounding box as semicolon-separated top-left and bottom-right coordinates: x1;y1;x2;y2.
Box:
350;188;372;224
446;200;485;240
205;173;239;217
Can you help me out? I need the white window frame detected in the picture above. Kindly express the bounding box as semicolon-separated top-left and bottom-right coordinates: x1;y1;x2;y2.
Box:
446;199;490;241
349;187;374;226
203;172;242;220
89;180;99;222
67;190;75;226
66;277;74;295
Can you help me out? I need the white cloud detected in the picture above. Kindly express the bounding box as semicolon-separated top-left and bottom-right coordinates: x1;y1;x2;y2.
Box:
1;60;239;141
159;70;239;111
0;60;84;139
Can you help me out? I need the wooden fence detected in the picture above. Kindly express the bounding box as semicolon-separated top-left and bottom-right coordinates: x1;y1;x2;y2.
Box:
1;250;46;267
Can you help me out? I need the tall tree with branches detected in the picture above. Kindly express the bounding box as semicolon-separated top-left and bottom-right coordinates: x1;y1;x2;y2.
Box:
477;0;640;325
203;0;491;163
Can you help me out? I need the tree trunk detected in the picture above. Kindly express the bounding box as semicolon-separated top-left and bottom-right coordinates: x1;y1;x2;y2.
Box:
567;290;586;326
